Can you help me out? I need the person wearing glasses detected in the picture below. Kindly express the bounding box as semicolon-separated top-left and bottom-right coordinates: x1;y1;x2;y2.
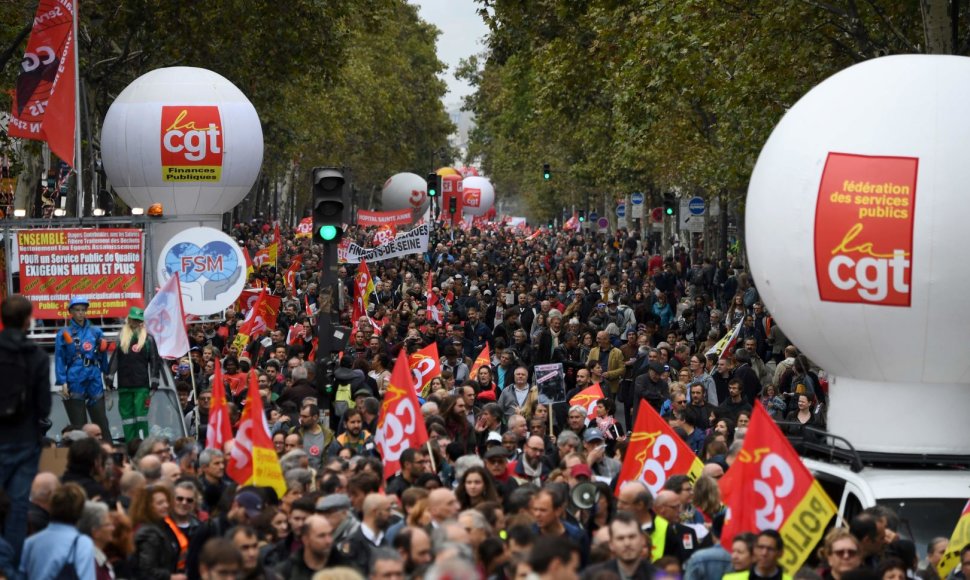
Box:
820;528;863;580
724;529;792;580
170;481;202;541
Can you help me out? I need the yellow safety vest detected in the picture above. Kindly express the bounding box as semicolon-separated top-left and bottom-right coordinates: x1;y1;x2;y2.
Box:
650;515;668;562
723;570;793;580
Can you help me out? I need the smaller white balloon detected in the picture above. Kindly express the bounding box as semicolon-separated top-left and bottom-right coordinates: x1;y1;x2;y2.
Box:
461;176;495;216
381;173;429;212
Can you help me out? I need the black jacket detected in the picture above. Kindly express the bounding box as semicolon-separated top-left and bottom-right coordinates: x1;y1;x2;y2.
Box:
0;328;50;444
133;522;180;580
109;334;161;389
582;558;655;580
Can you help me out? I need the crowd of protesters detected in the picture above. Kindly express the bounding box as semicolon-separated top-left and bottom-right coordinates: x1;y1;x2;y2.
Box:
0;220;964;580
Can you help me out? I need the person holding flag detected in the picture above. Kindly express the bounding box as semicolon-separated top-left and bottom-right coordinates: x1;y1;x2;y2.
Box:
107;307;162;441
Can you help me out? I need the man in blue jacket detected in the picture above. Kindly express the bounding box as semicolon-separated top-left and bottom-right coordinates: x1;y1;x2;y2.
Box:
55;296;110;438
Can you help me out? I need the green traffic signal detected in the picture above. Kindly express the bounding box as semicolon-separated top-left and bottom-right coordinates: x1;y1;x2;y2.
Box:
542;163;551;180
318;225;339;241
665;206;674;216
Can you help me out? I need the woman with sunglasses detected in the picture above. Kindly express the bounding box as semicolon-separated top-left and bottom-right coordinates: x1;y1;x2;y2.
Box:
820;528;863;580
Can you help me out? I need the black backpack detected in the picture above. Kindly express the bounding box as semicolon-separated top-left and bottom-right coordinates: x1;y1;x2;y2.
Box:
0;346;30;424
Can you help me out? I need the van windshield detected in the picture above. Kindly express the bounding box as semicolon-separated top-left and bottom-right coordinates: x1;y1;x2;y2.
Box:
878;498;965;559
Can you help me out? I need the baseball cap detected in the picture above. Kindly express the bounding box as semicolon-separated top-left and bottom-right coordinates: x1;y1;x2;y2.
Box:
570;463;593;479
315;493;352;513
583;428;605;443
484;446;508;460
234;491;264;518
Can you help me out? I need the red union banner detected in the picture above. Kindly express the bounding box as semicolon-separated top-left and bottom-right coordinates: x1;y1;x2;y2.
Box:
719;402;837;573
376;354;429;478
615;401;704;497
814;152;918;307
408;343;441;397
17;229;144;319
296;217;313;238
357;209;413;227
569;384;605;422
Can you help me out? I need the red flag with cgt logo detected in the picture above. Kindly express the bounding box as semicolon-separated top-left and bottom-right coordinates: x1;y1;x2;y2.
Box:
615;400;704;497
719;402;836;573
408;343;441;397
375;354;429;479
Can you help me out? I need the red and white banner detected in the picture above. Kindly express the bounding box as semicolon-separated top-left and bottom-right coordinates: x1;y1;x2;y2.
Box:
719;402;836;572
144;275;190;359
814;153;917;307
284;255;303;294
231;290;281;352
17;229;144;319
295;217;313;238
206;358;233;451
706;320;742;360
408;343;441;397
226;371;286;496
372;224;397;246
375;354;429;478
357;209;413;227
616;400;704;497
9;0;77;167
569;384;605;423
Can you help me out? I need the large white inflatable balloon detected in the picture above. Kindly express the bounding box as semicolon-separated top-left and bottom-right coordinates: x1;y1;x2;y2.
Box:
746;55;970;455
381;172;429;213
461;176;495;216
101;67;264;216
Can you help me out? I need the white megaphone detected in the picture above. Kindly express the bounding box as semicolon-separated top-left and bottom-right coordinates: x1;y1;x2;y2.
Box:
570;482;600;510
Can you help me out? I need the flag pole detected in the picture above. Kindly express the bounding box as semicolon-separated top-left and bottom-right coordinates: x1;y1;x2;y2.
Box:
426;440;437;473
72;0;83;216
188;348;200;437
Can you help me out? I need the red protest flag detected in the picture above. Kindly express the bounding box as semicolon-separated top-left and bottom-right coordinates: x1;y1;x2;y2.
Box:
426;269;441;323
226;370;286;497
569;383;606;423
284;254;303;295
375;354;429;479
9;0;77;167
719;402;836;573
352;260;375;328
469;344;491;380
206;358;233;451
408;342;441;397
615;400;704;498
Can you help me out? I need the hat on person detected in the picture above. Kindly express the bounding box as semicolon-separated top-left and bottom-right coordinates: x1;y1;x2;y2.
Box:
234;491;264;518
69;296;89;309
583;428;605;443
570;463;593;479
590;283;600;291
315;493;352;513
486;431;503;444
128;307;145;321
484;446;508;460
238;355;252;364
483;289;493;296
648;361;665;374
353;386;371;399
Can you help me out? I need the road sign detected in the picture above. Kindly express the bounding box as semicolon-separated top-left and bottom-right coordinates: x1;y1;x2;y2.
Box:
631;192;644;205
680;198;704;232
651;207;663;223
616;203;626;218
597;217;609;230
631;192;644;218
589;212;598;222
688;196;706;215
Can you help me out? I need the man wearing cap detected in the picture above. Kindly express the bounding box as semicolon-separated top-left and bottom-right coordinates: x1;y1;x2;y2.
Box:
583;428;621;481
316;493;360;545
107;307;161;441
484;445;519;497
634;361;669;418
55;296;111;436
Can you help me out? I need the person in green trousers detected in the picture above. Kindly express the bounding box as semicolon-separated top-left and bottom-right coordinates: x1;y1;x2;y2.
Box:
107;307;161;441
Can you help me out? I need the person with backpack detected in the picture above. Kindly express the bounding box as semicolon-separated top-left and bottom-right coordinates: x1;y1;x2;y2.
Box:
0;294;51;570
107;307;162;442
55;296;111;438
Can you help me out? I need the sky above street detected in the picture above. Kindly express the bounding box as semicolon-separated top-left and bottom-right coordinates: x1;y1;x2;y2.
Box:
411;0;489;105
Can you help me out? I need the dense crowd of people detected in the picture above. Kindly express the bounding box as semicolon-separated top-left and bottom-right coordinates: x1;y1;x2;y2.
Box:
0;220;964;580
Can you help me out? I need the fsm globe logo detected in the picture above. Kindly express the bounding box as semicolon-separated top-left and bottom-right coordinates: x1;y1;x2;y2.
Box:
157;227;246;315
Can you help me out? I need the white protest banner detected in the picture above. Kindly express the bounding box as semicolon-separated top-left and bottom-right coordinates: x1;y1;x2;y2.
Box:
340;224;430;264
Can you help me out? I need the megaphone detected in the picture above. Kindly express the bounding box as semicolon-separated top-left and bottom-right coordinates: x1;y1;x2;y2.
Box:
570;482;600;510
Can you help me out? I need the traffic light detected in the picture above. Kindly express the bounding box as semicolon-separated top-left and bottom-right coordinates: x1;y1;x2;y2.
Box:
578;210;586;223
449;196;457;215
312;167;346;243
427;172;440;197
663;193;677;217
548;218;554;228
543;163;551;180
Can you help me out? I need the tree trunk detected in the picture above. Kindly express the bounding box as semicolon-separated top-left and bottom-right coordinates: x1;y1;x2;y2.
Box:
922;0;954;53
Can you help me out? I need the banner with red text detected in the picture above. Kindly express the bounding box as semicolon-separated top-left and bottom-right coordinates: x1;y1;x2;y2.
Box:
16;229;144;319
616;401;704;497
720;402;836;573
375;354;429;478
358;209;413;227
